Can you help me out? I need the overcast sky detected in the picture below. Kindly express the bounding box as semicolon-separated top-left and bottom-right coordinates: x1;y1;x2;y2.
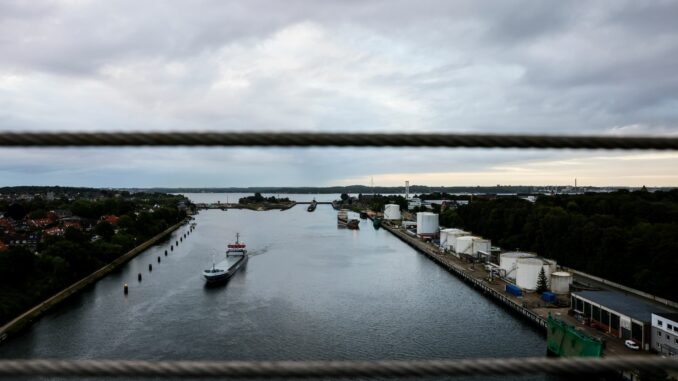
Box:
1;1;678;188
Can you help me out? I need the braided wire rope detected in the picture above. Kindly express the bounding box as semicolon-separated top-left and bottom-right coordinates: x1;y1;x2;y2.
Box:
0;356;677;378
1;131;677;378
0;131;677;149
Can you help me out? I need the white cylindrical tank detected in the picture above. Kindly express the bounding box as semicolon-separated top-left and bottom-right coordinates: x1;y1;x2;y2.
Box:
455;236;477;255
384;204;401;220
439;228;468;250
516;257;545;290
550;271;573;294
500;252;536;280
473;238;491;255
543;258;557;279
439;229;449;248
455;236;491;256
416;212;439;236
445;229;470;251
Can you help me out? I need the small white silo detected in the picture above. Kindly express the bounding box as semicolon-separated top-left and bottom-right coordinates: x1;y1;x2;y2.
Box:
550;271;573;294
499;251;537;280
416;212;439;236
384;204;401;220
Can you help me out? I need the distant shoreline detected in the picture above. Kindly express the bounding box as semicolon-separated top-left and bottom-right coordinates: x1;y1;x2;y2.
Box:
3;185;676;197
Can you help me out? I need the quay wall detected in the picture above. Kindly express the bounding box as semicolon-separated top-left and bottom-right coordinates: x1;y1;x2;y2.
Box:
380;222;548;332
0;219;187;342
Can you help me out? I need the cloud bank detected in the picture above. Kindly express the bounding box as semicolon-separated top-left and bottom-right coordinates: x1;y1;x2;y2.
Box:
1;1;677;187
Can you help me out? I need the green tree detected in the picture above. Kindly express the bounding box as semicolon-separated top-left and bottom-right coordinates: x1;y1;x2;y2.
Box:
28;209;47;219
254;192;264;202
6;203;26;220
94;221;115;241
0;246;35;284
116;214;135;231
64;227;88;244
536;267;548;294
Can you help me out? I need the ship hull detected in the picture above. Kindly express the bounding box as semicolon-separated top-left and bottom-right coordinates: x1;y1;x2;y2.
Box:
203;255;248;283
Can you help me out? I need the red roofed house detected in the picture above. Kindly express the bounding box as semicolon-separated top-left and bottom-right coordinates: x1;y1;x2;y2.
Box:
28;218;53;228
101;215;119;225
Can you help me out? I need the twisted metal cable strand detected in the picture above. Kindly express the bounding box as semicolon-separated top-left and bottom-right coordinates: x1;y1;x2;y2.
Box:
0;356;677;378
1;131;678;149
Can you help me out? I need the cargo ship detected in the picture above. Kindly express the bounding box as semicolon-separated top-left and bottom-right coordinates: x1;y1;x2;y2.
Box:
347;219;360;229
546;314;603;357
203;233;248;283
372;217;382;229
307;199;317;212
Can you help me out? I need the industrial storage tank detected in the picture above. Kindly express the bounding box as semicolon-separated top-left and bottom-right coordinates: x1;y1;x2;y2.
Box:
516;257;556;291
516;258;545;290
500;251;536;279
384;204;401;220
439;228;469;250
550;271;573;294
543;258;558;278
416;212;439;236
455;236;491;257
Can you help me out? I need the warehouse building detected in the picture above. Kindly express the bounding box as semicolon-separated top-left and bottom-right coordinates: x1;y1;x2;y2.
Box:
571;290;674;350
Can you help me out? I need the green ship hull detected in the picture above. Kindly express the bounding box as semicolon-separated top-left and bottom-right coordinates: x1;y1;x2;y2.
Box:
547;314;603;357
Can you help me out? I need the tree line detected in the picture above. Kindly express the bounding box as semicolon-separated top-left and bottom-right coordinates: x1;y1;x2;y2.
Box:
438;190;678;301
238;193;291;204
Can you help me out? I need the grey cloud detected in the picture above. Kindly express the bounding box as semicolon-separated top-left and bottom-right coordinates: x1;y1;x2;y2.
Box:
1;1;678;186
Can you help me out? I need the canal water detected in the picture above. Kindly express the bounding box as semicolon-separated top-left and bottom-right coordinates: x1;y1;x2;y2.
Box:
0;194;549;380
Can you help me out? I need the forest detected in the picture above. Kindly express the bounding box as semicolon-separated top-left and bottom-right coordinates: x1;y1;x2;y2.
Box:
0;193;187;326
238;193;291;204
438;189;678;301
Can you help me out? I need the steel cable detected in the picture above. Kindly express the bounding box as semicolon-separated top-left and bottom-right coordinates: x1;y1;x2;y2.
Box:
1;132;677;378
0;356;677;378
0;131;677;149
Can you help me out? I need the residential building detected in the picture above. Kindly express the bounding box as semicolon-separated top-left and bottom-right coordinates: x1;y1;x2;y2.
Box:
101;215;119;225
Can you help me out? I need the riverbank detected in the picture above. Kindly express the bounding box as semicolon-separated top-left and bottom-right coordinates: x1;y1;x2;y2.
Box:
0;219;187;342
